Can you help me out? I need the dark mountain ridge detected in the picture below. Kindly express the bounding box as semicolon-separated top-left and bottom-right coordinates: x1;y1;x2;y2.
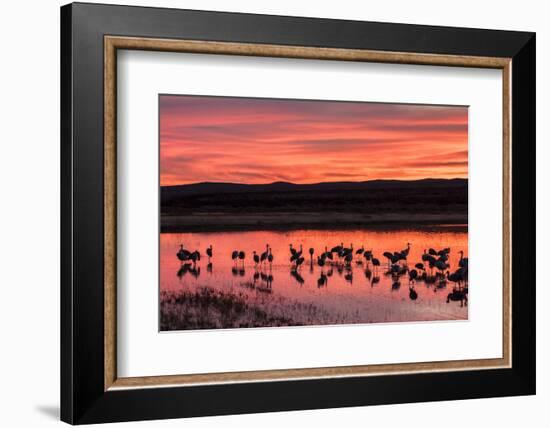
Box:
162;178;467;200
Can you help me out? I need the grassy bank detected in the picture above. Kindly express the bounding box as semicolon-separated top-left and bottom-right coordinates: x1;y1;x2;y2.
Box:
161;212;468;232
160;286;338;331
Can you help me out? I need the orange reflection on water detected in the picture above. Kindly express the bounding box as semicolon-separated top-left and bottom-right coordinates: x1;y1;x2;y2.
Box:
160;227;468;330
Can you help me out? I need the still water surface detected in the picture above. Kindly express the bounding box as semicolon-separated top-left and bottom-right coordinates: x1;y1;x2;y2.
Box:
160;227;468;330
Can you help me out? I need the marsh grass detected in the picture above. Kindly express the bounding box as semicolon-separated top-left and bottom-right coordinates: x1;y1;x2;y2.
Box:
160;286;346;331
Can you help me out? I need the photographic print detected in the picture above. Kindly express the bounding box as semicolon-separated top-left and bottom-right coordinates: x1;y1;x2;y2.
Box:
159;95;469;331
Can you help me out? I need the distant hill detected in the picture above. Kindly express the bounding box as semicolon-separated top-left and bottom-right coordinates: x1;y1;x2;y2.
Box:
162;178;467;201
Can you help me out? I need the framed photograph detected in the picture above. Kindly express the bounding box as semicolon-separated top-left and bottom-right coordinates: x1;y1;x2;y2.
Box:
61;2;535;424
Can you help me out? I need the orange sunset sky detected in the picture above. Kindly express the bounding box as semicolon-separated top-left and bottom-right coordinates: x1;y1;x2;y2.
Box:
160;95;468;186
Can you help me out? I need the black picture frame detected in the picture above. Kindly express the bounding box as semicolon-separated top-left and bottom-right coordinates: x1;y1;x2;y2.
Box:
61;2;535;424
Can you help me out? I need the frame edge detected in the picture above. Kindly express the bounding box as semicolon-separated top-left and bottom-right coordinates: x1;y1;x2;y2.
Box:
60;2;74;425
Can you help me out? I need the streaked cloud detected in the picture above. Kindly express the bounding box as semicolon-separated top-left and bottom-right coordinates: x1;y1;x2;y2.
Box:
160;95;468;185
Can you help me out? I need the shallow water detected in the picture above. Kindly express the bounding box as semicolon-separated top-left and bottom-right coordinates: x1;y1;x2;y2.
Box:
160;227;468;330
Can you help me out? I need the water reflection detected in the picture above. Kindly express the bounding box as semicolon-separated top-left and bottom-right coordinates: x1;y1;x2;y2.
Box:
161;227;469;330
176;263;200;279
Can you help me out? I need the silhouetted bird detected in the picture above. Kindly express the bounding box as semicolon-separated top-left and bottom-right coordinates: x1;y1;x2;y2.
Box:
344;253;353;265
177;245;191;262
364;250;373;263
206;244;213;262
238;250;246;267
458;250;468;269
331;243;343;254
447;289;467;306
372;258;380;273
260;244;269;265
447;270;463;288
435;260;448;274
189;250;200;265
383;251;393;267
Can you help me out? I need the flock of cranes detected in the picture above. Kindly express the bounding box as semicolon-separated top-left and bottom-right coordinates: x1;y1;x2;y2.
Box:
176;242;468;304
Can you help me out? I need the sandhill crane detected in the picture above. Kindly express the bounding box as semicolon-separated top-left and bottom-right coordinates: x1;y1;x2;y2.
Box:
383;251;393;268
363;250;373;267
253;251;260;266
189;250;200;265
372;258;380;273
294;256;305;270
435;260;448;276
437;252;449;263
238;250;245;267
177;245;191;262
267;247;274;266
404;242;411;253
289;244;297;257
390;264;401;276
458;250;468;268
438;247;450;257
409;286;418;300
331;243;343;254
309;247;314;262
447;270;463;288
206;245;213;262
231;250;239;265
260;244;269;265
344;252;353;266
447;289;468;306
290;244;303;263
409;269;418;283
355;245;364;262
